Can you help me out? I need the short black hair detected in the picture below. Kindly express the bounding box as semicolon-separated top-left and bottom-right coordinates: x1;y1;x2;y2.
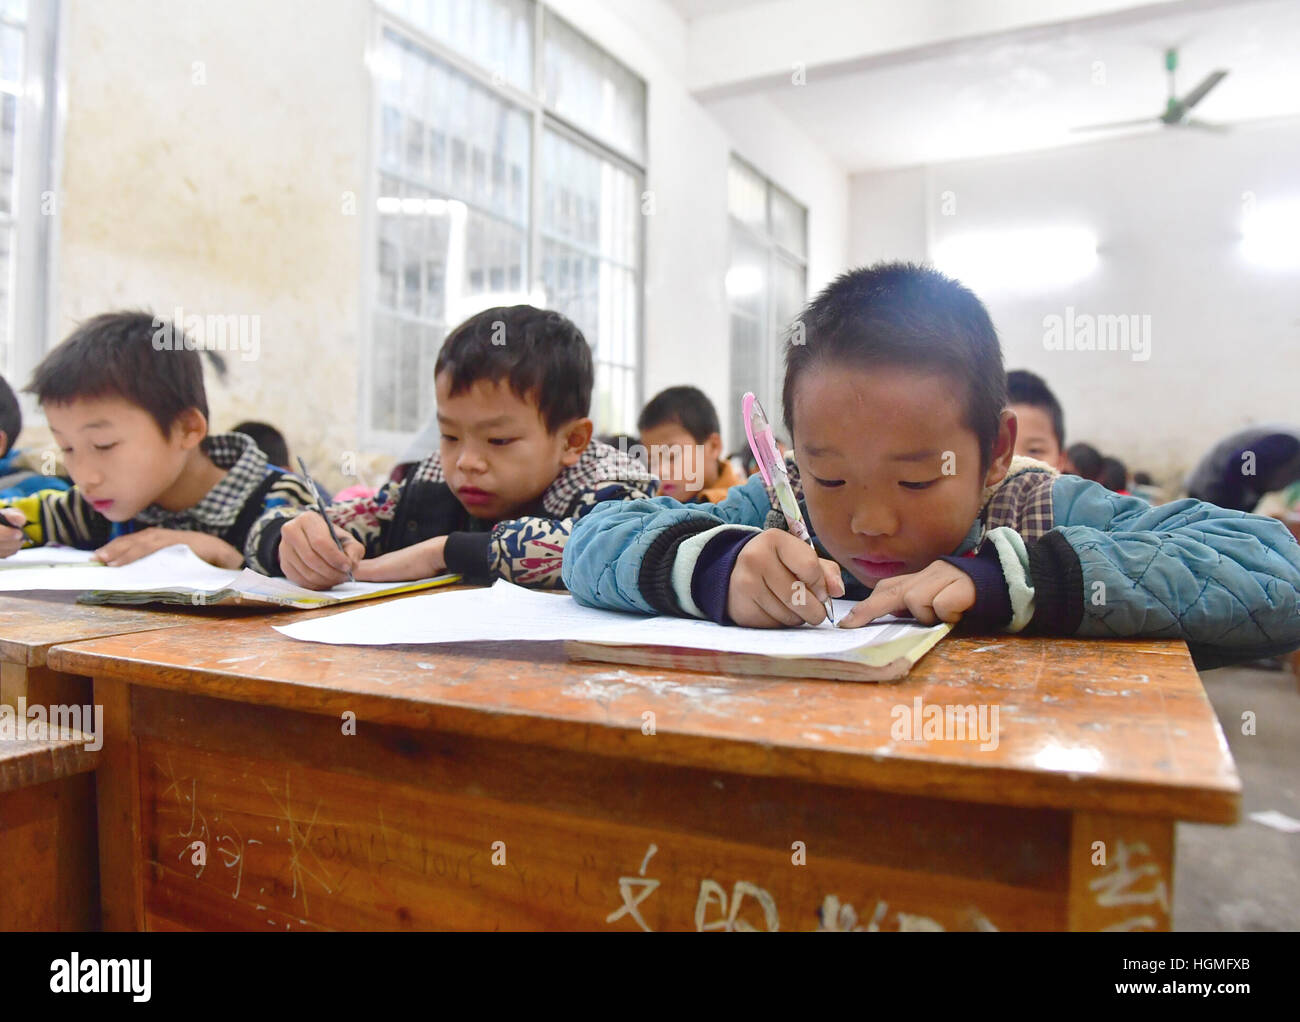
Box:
1006;369;1065;450
1098;456;1128;492
783;262;1006;473
233;421;289;467
26;312;225;442
1066;442;1103;480
637;386;721;444
434;306;591;433
0;373;20;457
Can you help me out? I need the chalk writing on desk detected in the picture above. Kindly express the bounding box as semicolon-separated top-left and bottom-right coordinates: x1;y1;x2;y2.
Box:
155;755;260;900
1090;838;1169;932
262;772;333;913
605;842;660;931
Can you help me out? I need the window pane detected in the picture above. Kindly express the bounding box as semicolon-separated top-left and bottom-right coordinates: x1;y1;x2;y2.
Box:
771;254;806;337
377;0;533;91
541;128;637;266
0;92;15;217
770;184;807;259
0;23;21;90
727;159;765;232
542;13;645;163
370;28;533;437
378;30;530;227
0;227;10;377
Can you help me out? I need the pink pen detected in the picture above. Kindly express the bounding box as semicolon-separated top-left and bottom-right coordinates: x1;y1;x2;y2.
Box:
743;392;836;625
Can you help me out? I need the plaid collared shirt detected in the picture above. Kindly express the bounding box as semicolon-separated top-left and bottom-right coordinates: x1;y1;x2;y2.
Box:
1;431;319;561
408;438;656;518
134;433;274;532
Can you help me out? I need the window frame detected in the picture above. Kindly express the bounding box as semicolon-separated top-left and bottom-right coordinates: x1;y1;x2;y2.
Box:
361;1;646;452
726;154;808;450
1;0;63;422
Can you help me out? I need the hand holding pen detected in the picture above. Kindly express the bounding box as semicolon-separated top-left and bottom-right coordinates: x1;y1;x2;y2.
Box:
741;393;842;626
296;457;356;584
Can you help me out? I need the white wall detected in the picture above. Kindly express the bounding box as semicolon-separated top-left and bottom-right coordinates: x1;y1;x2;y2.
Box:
37;0;849;479
848;118;1300;484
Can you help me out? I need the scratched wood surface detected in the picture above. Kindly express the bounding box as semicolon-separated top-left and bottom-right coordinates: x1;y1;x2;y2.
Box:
0;592;194;667
131;686;1071;931
0;733;100;929
0;728;99;793
50;607;1240;822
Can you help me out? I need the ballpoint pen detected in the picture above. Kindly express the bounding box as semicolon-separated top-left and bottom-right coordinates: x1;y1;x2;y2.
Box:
742;392;836;625
296;456;355;583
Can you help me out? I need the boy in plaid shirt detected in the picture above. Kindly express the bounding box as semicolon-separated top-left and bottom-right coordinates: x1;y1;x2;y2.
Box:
0;312;317;567
248;306;657;589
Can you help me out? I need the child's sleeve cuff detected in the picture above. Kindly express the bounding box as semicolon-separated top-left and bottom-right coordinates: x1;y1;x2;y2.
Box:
445;531;492;582
942;526;1036;632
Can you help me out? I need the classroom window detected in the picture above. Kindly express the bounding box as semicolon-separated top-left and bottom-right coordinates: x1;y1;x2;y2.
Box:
367;1;645;446
0;0;60;392
726;156;807;451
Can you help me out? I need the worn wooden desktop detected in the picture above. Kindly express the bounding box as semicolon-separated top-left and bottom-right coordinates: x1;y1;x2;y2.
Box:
46;598;1239;932
0;592;193;709
0;592;199;930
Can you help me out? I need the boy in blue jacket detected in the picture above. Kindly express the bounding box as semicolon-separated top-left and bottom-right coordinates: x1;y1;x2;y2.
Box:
562;263;1300;670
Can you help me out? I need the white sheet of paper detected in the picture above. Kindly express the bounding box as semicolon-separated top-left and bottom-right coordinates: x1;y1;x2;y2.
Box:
273;578;936;656
0;543;240;592
1;546;104;568
226;569;454;602
0;543;447;602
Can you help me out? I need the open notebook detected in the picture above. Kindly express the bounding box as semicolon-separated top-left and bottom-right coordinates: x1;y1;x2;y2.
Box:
274;579;951;682
0;544;460;609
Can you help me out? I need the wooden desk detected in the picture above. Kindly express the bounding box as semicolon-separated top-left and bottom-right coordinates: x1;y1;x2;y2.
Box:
0;592;192;709
48;613;1239;932
0;729;101;929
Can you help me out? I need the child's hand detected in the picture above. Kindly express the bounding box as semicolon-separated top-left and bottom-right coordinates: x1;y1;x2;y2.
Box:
0;508;27;557
838;560;975;628
279;512;365;589
726;529;845;628
96;528;244;569
354;536;447;583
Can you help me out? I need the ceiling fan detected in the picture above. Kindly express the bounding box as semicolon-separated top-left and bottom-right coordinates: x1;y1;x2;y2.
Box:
1073;48;1230;133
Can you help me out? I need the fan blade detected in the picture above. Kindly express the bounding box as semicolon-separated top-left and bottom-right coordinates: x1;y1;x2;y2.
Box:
1173;69;1229;116
1183;117;1230;133
1071;117;1160;133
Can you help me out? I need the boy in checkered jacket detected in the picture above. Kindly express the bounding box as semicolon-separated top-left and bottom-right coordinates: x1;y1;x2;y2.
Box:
0;312;318;568
247;306;657;589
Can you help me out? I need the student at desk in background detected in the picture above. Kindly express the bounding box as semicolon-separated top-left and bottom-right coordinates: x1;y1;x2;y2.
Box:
250;305;657;590
562;262;1300;670
638;385;743;503
1006;369;1066;471
0;312;319;567
0;372;70;499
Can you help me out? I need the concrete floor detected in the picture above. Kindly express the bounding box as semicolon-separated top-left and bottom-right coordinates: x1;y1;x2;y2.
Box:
1174;662;1300;931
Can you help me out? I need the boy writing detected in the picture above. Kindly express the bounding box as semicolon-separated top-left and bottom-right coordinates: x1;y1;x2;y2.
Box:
0;312;318;567
637;386;742;503
562;263;1300;670
250;305;656;589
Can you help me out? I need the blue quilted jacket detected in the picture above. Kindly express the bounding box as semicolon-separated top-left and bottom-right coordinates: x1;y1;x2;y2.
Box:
561;456;1300;670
